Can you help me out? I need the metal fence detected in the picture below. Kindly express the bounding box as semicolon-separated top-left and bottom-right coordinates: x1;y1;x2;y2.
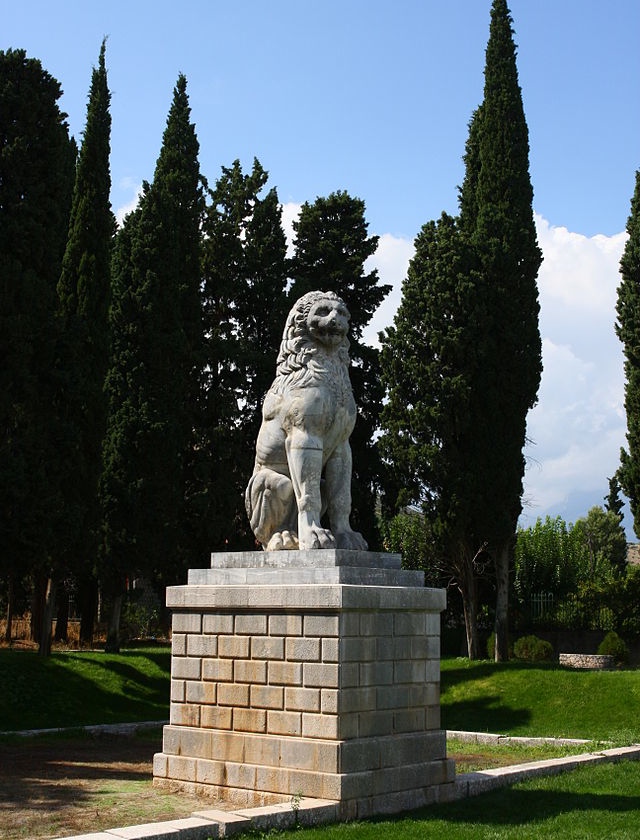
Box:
526;592;615;632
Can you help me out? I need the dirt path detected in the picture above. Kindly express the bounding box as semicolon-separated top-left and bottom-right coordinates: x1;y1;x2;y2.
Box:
0;732;222;840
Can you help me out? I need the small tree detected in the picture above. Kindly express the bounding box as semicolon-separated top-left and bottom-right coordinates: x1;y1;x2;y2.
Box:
572;506;628;582
514;516;581;605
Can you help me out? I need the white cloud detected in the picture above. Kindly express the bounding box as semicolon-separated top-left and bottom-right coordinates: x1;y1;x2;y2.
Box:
522;215;628;530
281;201;301;258
115;181;143;227
362;214;630;533
363;233;414;345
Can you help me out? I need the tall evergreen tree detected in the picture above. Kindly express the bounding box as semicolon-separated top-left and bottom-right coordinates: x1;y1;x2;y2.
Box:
380;0;540;659
101;75;204;650
379;213;487;657
55;40;114;644
198;159;288;553
616;170;640;535
289;191;390;545
0;50;76;642
459;0;542;660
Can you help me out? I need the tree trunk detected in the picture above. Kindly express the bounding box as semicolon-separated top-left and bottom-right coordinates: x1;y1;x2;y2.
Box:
457;560;481;660
30;573;48;643
454;539;483;659
461;589;480;659
105;592;123;653
39;577;56;657
78;576;98;646
53;581;69;642
494;541;511;661
4;575;14;643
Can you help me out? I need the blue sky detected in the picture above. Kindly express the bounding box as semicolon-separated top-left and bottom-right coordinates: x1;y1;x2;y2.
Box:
4;1;640;535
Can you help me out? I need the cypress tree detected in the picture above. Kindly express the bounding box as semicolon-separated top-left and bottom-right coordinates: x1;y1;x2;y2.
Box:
199;159;288;552
461;0;542;660
379;213;486;657
101;75;204;650
616;170;640;535
0;50;76;642
55;40;114;644
289;191;390;545
380;0;541;659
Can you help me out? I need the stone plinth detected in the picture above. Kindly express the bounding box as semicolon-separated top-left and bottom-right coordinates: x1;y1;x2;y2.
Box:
153;550;455;819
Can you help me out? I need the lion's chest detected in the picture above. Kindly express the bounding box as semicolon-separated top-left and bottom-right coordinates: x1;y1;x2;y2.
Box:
266;363;356;450
285;381;355;440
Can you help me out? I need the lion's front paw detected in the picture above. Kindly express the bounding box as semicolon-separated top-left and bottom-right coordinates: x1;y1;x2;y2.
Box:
300;525;336;550
266;530;299;551
335;530;368;551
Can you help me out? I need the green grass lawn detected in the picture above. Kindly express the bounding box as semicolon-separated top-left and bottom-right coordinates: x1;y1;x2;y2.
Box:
1;649;639;742
441;657;640;743
1;649;639;838
285;761;640;839
0;646;171;731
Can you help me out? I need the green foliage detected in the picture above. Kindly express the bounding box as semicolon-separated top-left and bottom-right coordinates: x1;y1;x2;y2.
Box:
515;509;630;633
101;74;205;602
604;473;625;520
0;49;76;591
616;170;640;538
198;158;288;552
464;0;542;662
379;213;485;656
513;634;554;662
121;600;161;642
572;505;628;581
380;1;541;660
53;41;114;641
380;510;441;583
515;515;582;602
597;631;629;665
610;565;640;635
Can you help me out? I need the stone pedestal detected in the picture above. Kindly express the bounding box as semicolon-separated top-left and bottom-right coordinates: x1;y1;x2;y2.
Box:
153;550;455;819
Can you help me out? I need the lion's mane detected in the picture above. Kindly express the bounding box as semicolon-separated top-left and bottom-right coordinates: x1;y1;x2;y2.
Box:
270;290;351;393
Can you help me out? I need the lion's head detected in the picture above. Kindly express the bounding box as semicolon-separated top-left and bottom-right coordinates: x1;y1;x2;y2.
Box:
274;291;351;384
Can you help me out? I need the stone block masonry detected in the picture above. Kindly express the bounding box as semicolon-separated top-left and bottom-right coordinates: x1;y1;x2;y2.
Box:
153;550;455;819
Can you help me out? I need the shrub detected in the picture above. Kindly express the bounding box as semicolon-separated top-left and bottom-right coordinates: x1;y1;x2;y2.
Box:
597;630;628;665
513;634;554;662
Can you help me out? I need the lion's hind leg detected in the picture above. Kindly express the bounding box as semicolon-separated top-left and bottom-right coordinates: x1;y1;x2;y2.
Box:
245;469;298;550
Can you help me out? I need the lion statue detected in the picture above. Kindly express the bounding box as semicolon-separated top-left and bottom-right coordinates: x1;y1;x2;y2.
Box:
245;290;368;552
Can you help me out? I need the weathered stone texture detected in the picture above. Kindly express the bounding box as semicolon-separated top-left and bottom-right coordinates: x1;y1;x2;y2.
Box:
154;550;453;818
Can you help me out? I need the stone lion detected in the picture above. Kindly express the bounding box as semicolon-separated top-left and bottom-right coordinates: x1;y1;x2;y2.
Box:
245;290;368;551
